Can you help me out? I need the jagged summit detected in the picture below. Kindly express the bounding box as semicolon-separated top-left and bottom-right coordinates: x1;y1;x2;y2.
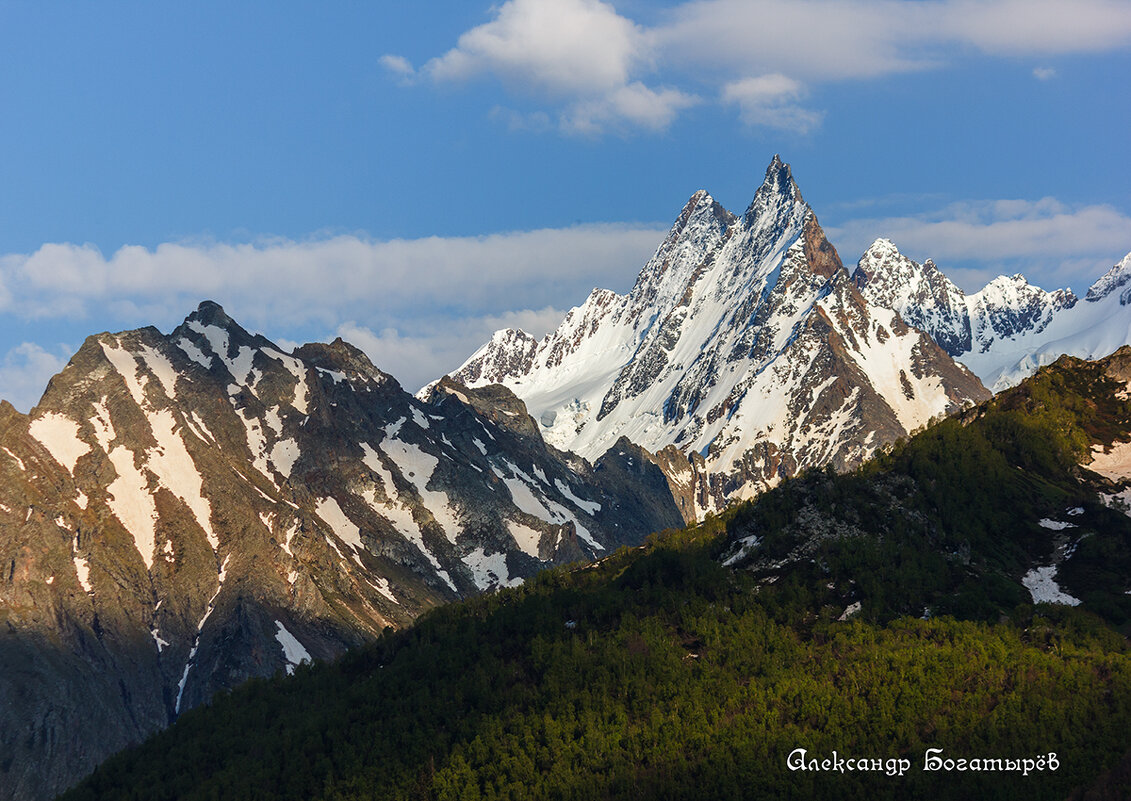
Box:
448;156;989;512
983;273;1037;290
447;327;540;388
744;153;802;220
295;337;395;387
188;299;234;327
740;155;806;238
676;189;736;231
852;239;971;356
857;237;899;263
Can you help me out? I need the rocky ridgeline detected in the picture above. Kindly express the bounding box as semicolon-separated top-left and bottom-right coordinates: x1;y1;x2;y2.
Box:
449;157;991;514
854;240;1131;391
0;302;682;801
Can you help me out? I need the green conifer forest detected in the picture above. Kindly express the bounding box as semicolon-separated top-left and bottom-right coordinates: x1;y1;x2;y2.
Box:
61;354;1131;800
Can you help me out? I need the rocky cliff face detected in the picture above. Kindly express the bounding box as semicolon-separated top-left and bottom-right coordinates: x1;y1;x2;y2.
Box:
0;302;683;801
447;157;990;513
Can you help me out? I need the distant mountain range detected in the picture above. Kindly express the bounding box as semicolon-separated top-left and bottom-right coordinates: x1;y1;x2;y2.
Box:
447;158;1129;511
446;158;992;514
2;155;1129;800
854;238;1131;391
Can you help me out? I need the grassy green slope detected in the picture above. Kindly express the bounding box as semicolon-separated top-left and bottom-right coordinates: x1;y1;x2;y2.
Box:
61;353;1131;801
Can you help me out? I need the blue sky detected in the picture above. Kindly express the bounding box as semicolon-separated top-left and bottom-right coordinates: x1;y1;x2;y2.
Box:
0;0;1129;410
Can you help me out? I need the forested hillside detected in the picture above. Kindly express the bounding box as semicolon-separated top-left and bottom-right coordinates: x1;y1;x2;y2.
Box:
60;351;1131;800
721;348;1131;627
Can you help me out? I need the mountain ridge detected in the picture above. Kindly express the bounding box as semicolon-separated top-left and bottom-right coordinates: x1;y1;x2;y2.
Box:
853;238;1131;391
445;157;990;512
0;301;683;801
3;155;1129;800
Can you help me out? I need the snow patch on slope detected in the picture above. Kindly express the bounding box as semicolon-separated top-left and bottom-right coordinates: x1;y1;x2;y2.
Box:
73;554;92;593
380;435;461;543
274;620;312;676
368;576;399;605
1087;441;1131;481
1022;566;1081;606
463;547;522;591
270;438;301;476
177;337;213;369
554;478;601;514
358;443;456;591
316;497;365;565
506;520;543;558
140;345;178;399
494;461;602;551
2;447;25;471
92;402;157;570
29;413;90;474
146;409;218;551
176;554;230;714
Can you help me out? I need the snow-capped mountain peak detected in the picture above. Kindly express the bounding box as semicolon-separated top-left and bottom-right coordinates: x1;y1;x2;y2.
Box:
852;238;971;355
442;326;540;388
744;154;803;220
448;156;989;512
966;274;1077;354
855;242;1131;393
625;188;736;321
852;237;1093;373
1086;251;1131;304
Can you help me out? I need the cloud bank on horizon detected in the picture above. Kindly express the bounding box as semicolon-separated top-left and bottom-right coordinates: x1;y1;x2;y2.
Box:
0;224;662;411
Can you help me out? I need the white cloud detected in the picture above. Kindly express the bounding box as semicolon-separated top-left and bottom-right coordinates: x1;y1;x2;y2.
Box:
426;0;647;95
828;197;1131;292
0;224;663;324
419;0;699;135
0;342;71;414
657;0;1131;80
393;0;1131;135
656;0;928;81
562;82;700;136
721;74;823;133
939;0;1131;54
1033;66;1058;80
379;54;417;83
